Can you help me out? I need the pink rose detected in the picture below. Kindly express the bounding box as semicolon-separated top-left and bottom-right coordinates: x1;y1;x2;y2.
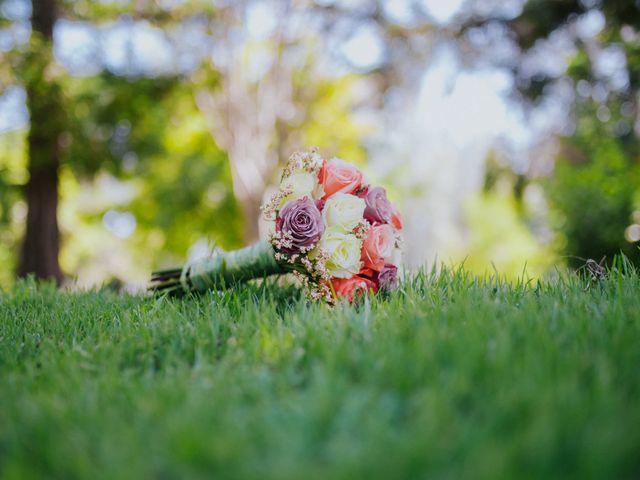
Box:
318;158;363;199
331;276;378;302
361;224;395;271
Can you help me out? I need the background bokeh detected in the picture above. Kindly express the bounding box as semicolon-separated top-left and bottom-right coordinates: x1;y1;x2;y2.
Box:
1;0;639;290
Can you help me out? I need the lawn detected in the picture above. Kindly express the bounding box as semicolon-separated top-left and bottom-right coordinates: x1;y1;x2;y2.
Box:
1;266;639;479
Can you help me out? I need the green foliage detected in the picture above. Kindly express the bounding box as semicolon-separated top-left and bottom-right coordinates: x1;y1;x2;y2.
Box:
0;131;26;225
58;0;217;24
462;190;553;278
0;130;27;288
547;0;640;269
293;74;368;165
1;269;640;478
63;74;179;176
512;0;586;50
507;1;640;100
130;88;244;257
546;111;640;268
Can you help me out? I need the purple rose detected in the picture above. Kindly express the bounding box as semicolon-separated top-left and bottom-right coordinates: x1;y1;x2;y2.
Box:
363;187;393;224
277;197;324;252
375;264;398;292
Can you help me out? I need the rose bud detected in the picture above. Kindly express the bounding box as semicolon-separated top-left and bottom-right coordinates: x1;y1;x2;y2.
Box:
391;205;402;230
375;264;399;292
318;158;363;199
331;275;378;302
361;224;395;271
363;187;393;224
278;197;324;253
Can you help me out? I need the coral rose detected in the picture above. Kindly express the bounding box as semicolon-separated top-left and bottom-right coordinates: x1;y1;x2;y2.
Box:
331;276;378;302
361;224;395;271
319;158;363;199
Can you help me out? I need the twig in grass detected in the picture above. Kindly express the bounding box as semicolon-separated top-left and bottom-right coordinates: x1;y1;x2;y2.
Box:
569;256;608;290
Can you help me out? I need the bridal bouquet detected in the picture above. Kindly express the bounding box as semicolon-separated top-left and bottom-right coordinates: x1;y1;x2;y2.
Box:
151;148;402;303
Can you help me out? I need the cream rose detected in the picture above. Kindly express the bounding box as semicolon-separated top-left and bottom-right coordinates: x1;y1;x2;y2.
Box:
316;227;362;278
322;193;365;232
281;171;323;204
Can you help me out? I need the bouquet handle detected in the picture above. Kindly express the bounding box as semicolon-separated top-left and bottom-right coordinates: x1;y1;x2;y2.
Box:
151;240;286;295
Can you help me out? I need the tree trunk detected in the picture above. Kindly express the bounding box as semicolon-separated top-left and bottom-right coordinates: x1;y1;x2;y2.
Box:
17;159;62;283
17;0;64;284
240;196;262;245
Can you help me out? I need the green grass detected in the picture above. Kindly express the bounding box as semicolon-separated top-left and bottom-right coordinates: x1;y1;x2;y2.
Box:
1;266;639;479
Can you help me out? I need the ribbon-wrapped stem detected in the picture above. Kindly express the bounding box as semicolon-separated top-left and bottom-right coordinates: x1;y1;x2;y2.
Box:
150;240;288;295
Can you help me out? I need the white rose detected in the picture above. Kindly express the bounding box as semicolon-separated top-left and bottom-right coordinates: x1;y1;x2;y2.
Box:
281;171;323;204
322;193;365;232
316;227;362;278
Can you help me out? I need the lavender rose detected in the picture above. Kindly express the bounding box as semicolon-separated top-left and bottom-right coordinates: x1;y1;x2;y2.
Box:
375;264;398;292
278;197;324;252
363;187;393;224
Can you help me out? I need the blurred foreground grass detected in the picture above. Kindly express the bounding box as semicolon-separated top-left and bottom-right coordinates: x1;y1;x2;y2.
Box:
1;267;639;479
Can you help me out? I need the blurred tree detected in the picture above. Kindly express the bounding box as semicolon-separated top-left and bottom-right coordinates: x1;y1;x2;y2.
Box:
0;0;370;286
16;0;64;283
1;0;233;284
548;125;639;267
451;0;640;266
194;2;369;243
2;0;637;285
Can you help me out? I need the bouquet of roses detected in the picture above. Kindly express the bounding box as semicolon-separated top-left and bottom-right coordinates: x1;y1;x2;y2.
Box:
150;148;402;303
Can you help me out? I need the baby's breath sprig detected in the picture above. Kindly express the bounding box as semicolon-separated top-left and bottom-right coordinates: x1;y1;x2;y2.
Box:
310;248;331;281
270;233;333;303
353;220;371;240
261;185;294;220
280;147;323;181
269;231;294;254
394;231;404;250
308;281;334;304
